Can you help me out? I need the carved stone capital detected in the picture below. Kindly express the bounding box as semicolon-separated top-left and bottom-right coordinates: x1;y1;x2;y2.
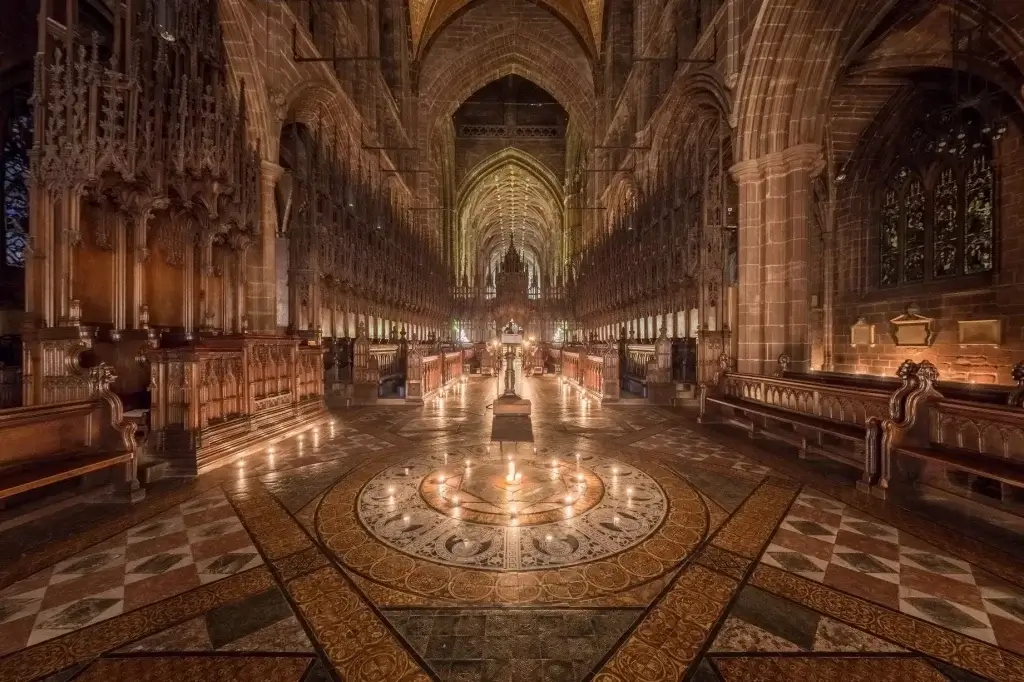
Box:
729;158;760;184
260;160;285;184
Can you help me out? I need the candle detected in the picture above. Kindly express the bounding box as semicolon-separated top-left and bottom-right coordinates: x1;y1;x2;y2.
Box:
506;459;516;482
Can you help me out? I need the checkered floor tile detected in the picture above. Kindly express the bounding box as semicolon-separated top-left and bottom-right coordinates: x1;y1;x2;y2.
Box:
0;489;262;655
760;489;1024;652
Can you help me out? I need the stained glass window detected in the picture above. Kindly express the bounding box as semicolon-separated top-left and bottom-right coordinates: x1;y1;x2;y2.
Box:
2;109;30;268
903;178;925;283
965;154;994;274
933;167;958;278
878;115;996;287
879;188;899;286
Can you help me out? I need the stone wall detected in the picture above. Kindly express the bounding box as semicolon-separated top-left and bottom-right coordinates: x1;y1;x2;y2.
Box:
829;124;1024;385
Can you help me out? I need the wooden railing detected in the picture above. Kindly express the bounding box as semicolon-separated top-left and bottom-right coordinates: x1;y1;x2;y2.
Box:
148;335;325;474
558;346;619;402
371;344;403;382
879;361;1024;506
700;354;908;492
405;348;463;403
583;355;604;394
562;350;581;385
443;350;463;384
421;354;442;397
623;343;655;394
700;355;1024;501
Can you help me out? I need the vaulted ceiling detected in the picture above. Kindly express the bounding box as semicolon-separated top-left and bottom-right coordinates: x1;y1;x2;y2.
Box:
456;149;563;284
409;0;602;57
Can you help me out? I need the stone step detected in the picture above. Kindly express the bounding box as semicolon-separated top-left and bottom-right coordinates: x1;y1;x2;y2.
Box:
138;459;170;485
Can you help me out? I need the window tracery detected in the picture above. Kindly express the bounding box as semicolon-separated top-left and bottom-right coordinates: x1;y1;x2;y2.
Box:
877;110;996;287
1;91;30;268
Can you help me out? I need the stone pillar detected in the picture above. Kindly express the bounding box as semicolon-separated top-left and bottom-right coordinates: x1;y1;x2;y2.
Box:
251;161;283;334
732;159;765;374
731;143;822;374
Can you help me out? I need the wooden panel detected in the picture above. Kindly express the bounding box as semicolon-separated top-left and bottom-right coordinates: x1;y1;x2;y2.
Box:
0;403;100;468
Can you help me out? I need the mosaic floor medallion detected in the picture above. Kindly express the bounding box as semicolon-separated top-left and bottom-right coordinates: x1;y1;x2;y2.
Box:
356;448;668;570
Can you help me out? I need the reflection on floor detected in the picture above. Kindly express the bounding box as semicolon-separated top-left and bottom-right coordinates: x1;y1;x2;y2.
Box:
1;376;1022;682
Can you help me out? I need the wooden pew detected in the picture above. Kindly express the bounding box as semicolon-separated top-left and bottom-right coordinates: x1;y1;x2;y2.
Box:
0;365;143;505
699;354;917;493
879;361;1024;506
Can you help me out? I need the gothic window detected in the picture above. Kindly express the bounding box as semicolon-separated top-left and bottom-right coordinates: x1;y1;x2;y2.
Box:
1;92;31;269
877;118;996;287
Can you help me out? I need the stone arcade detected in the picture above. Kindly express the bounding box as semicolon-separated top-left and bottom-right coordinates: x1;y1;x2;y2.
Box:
0;1;1023;681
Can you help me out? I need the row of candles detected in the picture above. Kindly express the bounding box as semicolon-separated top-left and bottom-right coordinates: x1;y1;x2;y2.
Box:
434;376;469;406
236;419;338;473
557;376;592;406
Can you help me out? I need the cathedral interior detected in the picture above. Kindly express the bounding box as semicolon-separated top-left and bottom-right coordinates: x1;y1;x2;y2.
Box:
1;0;1024;680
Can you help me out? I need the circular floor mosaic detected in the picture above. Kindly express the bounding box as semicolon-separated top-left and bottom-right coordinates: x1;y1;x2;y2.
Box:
356;449;667;570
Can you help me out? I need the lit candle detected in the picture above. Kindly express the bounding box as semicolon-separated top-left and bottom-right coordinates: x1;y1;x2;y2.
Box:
506;459;517;482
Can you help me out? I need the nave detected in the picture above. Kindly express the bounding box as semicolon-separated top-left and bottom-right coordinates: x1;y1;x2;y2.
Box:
0;376;1021;682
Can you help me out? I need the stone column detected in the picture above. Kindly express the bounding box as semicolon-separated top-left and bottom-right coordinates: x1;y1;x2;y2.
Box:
251;161;283;334
781;144;822;372
731;158;765;374
731;143;822;374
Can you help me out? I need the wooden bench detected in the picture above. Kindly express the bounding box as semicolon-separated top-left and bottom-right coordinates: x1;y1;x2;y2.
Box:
699;354;918;493
879;361;1024;507
0;365;143;505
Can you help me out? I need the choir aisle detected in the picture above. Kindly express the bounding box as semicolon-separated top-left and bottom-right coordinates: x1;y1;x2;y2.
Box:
0;376;1021;681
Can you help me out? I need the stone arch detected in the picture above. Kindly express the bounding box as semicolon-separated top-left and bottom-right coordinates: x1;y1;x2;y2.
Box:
418;33;595;143
278;80;359;157
417;0;597;59
733;0;884;161
651;72;732;162
219;0;273;160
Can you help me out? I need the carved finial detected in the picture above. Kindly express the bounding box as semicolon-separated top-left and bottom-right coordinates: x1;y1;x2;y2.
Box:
916;360;939;385
775;354;791;377
1009;361;1024;408
68;299;82;326
896;359;916;381
139;304;150;329
92;363;117;392
718;353;732;372
240;316;250;334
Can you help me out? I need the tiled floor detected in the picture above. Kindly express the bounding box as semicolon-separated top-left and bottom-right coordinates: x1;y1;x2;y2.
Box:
0;488;263;655
0;376;1022;682
761;489;1024;653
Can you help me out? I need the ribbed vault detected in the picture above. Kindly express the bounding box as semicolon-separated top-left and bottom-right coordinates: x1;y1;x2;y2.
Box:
456;149;563;287
411;0;601;57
